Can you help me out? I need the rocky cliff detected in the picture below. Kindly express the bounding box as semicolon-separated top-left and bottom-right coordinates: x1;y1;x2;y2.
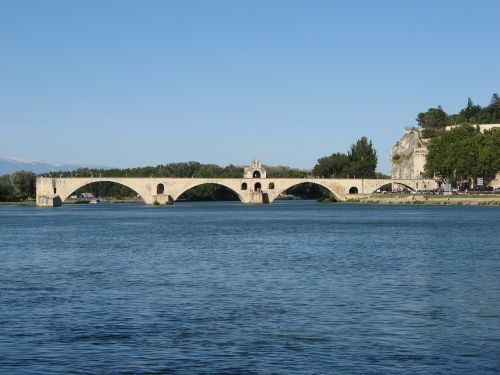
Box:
391;129;429;179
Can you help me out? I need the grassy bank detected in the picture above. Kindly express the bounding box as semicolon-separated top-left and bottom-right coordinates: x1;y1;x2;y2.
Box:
346;194;500;206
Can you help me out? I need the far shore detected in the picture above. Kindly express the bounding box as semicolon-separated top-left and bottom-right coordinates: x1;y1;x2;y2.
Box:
346;194;500;206
0;201;36;206
2;194;500;206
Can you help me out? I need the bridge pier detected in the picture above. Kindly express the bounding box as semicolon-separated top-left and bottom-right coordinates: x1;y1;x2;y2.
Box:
241;191;268;204
36;177;62;207
36;195;62;207
152;194;173;205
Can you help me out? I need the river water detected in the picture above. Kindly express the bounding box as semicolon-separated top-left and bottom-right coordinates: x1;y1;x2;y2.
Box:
0;201;499;374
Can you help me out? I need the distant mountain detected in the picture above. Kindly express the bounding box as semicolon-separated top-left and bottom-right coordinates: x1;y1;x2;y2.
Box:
0;157;111;175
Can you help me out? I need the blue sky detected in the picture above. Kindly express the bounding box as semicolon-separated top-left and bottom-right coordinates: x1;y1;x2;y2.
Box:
1;1;499;173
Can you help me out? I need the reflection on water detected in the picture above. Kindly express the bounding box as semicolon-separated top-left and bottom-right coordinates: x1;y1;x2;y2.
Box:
0;202;499;374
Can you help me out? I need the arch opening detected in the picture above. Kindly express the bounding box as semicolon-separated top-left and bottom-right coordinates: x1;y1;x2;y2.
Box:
276;182;338;203
254;182;262;192
157;183;165;194
176;183;243;203
252;171;261;178
63;181;144;204
348;186;358;194
268;182;275;189
372;182;416;194
241;182;247;190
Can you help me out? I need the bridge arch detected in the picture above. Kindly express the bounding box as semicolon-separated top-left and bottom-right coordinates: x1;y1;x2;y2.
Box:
371;181;417;194
269;181;342;203
172;182;244;203
348;186;358;194
58;179;146;203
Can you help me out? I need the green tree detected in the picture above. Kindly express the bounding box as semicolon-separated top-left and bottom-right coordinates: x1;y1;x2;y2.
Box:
416;106;448;138
312;137;378;178
194;164;223;178
312;153;350;177
477;128;500;181
347;137;378;178
449;94;500;124
0;176;15;201
425;126;500;185
459;97;482;123
482;93;500;123
10;171;36;200
266;165;308;178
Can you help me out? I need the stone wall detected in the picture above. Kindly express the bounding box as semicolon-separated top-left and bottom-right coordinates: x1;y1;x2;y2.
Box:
445;124;500;133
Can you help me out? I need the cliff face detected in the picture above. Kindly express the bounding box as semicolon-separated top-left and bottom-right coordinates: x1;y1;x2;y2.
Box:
391;130;428;179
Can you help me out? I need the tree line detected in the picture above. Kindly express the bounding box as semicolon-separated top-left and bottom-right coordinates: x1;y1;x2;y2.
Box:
0;171;37;201
417;93;500;138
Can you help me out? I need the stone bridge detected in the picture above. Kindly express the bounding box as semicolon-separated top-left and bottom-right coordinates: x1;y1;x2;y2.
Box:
36;174;437;207
36;159;438;207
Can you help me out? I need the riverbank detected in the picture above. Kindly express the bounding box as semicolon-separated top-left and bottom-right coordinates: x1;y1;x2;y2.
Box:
347;194;500;206
0;197;143;205
64;197;143;204
0;201;35;206
3;195;500;206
